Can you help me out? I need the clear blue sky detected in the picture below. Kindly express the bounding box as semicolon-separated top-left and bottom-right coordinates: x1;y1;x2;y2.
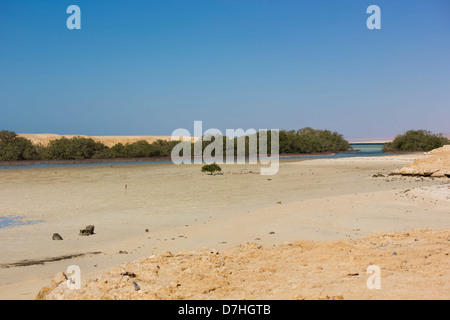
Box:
1;0;449;139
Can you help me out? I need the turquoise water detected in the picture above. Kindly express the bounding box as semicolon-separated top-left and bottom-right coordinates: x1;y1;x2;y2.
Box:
350;143;385;153
0;144;387;170
277;143;387;160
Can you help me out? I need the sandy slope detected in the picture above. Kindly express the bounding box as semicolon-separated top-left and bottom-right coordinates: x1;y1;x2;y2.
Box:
18;134;197;147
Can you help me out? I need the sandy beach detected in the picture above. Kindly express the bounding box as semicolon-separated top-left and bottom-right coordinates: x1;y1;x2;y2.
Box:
0;154;449;299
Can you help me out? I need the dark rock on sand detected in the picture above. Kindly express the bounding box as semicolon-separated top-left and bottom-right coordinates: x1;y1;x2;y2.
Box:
79;225;95;236
372;173;385;177
52;233;63;240
132;281;140;291
121;271;136;278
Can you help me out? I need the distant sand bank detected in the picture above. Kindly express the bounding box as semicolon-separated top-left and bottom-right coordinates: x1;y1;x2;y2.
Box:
18;133;198;147
347;138;392;144
19;133;394;147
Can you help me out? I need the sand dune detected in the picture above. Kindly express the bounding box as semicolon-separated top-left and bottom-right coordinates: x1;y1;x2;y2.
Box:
18;134;197;147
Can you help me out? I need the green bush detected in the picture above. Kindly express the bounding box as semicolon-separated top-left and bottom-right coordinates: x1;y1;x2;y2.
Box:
94;140;181;159
0;130;40;161
201;163;222;175
124;140;153;158
150;139;180;157
92;142;126;159
45;137;108;160
279;127;350;153
383;130;449;152
197;128;350;158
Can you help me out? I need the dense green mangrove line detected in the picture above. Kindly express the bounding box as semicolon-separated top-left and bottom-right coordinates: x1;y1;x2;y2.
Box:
1;128;447;162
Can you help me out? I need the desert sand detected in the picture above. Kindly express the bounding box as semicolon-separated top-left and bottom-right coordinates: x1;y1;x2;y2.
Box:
18;133;198;147
38;228;450;300
0;153;449;300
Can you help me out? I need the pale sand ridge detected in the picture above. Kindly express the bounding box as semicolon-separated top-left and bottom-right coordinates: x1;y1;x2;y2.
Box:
18;133;198;147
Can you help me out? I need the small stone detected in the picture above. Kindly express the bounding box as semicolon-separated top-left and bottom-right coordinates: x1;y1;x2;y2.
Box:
118;250;128;254
52;233;63;240
392;252;397;256
269;231;275;234
121;271;136;278
79;225;95;236
372;173;385;178
132;281;140;291
162;250;173;257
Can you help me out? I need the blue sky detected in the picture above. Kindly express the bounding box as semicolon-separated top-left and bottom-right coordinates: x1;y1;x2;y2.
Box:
0;0;449;139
